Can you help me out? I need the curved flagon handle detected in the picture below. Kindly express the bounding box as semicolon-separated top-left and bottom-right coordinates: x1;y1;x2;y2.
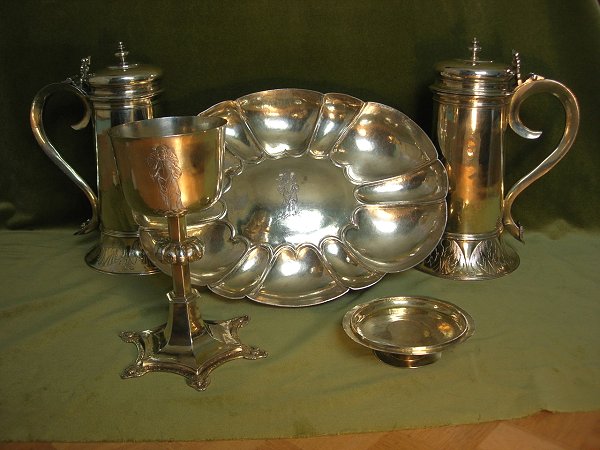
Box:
30;80;99;234
503;76;580;242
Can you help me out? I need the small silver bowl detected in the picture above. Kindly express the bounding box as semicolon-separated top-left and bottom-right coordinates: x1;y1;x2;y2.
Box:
342;296;474;367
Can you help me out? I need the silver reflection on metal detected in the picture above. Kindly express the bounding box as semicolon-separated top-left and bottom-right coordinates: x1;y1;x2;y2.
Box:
154;236;204;265
139;89;450;307
109;116;266;391
30;42;162;275
419;39;580;280
343;296;474;368
147;144;185;215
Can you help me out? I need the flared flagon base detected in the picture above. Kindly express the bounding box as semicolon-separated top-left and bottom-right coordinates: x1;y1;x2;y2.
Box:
418;232;520;281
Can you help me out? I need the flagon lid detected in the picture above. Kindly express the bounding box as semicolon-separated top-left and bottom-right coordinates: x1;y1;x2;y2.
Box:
87;42;162;102
431;38;517;97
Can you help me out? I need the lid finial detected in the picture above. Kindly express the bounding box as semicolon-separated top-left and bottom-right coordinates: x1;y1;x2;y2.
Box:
512;49;522;85
469;37;481;63
78;56;91;87
115;41;129;68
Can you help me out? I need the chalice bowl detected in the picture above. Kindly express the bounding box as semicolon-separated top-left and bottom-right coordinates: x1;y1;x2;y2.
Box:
109;116;267;390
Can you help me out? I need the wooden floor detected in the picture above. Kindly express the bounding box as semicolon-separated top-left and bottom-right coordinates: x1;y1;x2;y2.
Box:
1;410;599;449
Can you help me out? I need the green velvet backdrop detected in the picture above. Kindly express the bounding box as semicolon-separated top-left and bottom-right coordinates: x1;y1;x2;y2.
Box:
1;0;598;230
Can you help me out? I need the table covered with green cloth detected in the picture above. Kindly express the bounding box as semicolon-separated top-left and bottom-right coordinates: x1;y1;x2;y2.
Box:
0;225;598;442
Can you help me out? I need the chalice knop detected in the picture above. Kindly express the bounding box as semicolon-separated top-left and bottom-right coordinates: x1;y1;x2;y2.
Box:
109;116;267;390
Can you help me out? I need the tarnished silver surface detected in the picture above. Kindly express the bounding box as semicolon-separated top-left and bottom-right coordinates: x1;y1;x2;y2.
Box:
343;296;474;367
110;116;266;391
140;89;449;307
30;42;162;275
419;39;580;280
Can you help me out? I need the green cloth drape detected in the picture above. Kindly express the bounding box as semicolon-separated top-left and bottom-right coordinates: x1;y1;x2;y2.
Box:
0;227;598;441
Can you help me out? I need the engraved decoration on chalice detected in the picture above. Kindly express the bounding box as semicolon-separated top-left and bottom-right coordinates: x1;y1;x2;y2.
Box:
139;89;450;307
109;116;267;391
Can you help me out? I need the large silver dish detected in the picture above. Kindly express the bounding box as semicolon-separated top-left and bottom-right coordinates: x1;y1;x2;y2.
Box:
140;89;448;307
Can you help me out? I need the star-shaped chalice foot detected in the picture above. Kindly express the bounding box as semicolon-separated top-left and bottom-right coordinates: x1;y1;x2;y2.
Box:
119;290;267;391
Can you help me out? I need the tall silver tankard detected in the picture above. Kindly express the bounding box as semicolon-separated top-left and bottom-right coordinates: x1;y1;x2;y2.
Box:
31;43;162;274
420;39;579;280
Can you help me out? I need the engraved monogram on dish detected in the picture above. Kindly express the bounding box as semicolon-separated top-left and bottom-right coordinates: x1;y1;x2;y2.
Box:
276;170;299;219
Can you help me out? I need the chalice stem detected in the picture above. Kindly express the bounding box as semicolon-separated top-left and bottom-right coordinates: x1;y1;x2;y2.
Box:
168;214;193;298
162;214;205;351
167;215;192;298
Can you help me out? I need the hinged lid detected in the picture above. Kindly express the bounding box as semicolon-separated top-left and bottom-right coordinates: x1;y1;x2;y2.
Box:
87;42;163;102
431;38;517;97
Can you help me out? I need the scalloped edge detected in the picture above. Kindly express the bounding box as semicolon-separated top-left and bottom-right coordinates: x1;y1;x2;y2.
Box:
137;89;451;307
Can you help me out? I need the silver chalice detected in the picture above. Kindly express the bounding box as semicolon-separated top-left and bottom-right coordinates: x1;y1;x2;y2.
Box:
109;116;266;390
